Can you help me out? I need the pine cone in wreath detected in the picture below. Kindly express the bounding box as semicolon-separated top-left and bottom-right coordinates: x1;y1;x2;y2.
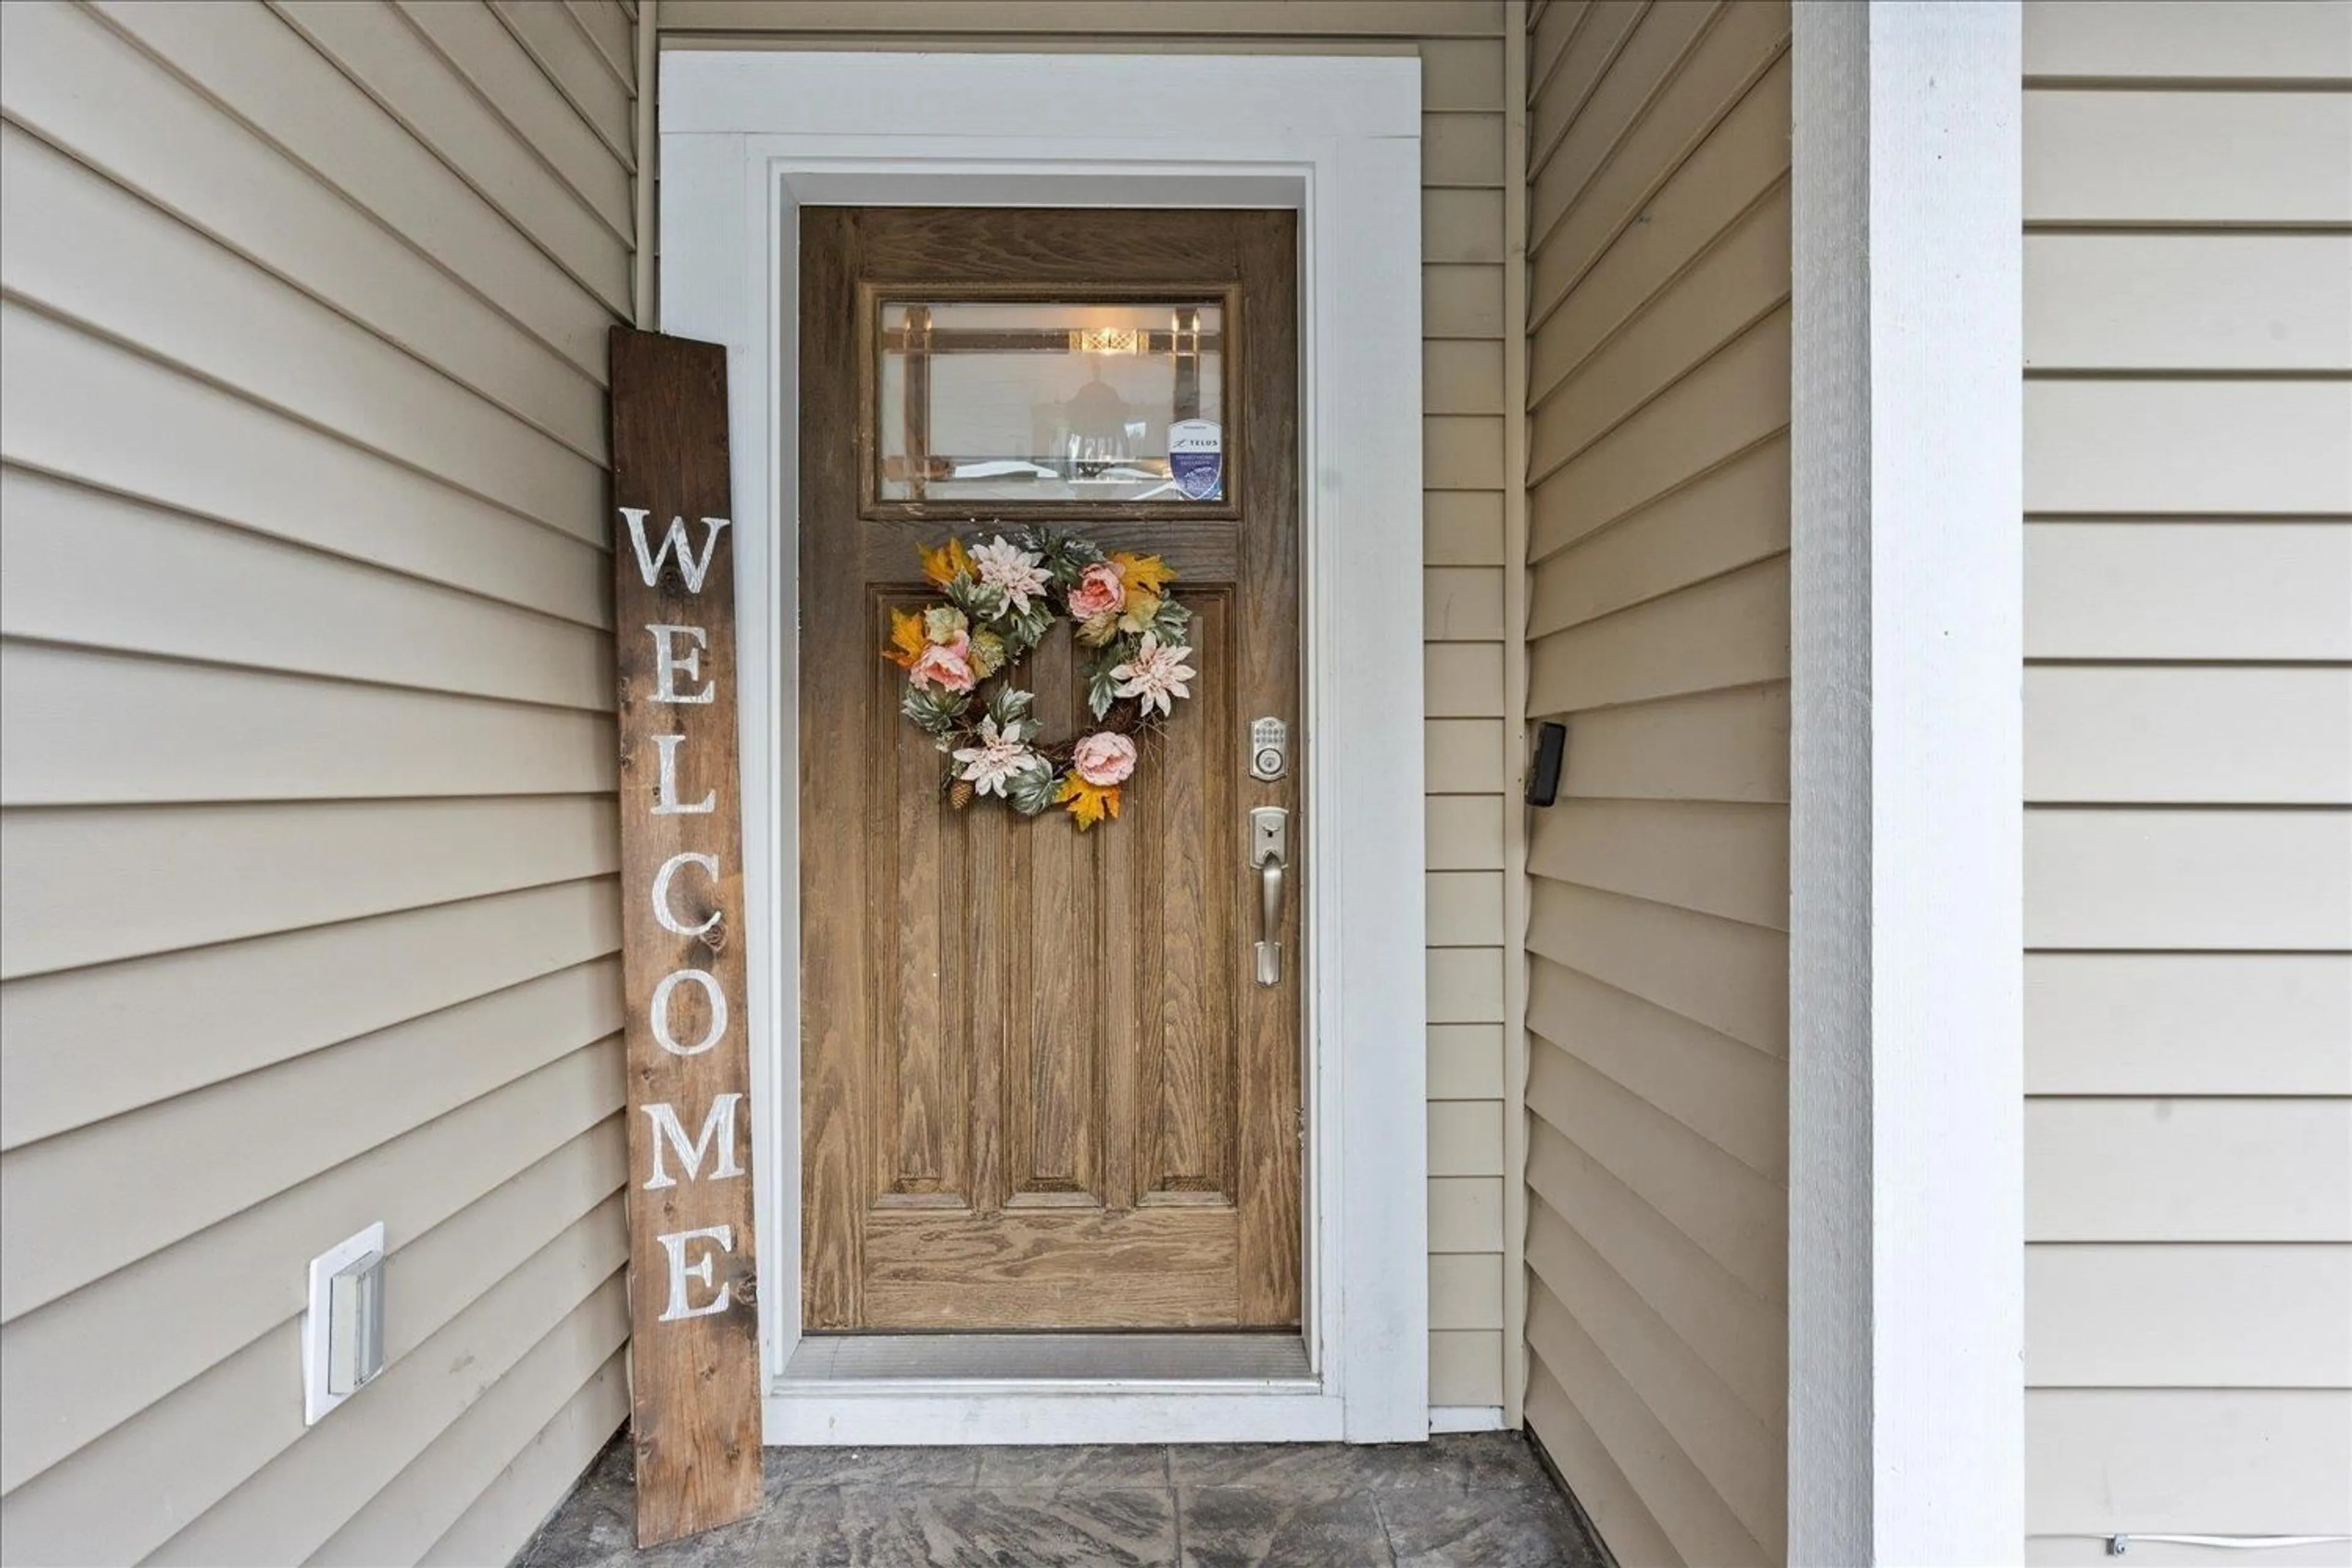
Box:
948;778;976;810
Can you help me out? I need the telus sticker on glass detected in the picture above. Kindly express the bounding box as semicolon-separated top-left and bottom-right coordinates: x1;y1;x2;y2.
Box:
1168;418;1223;500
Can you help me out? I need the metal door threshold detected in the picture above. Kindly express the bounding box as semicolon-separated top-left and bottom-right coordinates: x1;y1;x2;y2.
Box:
778;1332;1314;1390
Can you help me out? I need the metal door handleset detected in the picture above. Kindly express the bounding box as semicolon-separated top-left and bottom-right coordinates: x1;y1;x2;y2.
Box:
1250;805;1287;986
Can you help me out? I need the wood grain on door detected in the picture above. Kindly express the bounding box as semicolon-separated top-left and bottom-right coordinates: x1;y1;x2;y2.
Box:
799;209;1302;1332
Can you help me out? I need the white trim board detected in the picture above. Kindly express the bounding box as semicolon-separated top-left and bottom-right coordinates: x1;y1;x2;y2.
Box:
1429;1406;1507;1435
657;48;1430;1446
1788;4;2026;1562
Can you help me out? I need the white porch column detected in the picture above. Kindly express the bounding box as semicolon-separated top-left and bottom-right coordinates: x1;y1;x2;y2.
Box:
1788;4;2025;1565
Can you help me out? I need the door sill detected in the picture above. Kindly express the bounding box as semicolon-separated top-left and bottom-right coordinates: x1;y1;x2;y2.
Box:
777;1331;1313;1392
767;1330;1341;1446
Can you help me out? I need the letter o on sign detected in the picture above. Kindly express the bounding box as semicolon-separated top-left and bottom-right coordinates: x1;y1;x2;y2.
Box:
649;968;728;1057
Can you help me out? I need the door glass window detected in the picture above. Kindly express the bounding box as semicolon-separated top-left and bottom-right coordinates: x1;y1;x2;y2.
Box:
876;300;1226;505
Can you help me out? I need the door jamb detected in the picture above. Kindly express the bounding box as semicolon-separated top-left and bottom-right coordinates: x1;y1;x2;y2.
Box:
658;49;1430;1446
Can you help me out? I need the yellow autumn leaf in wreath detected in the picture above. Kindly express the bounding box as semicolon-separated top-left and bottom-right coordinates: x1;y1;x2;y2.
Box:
921;537;975;587
1055;774;1121;831
1112;551;1177;597
1117;591;1161;636
882;608;928;668
883;608;929;667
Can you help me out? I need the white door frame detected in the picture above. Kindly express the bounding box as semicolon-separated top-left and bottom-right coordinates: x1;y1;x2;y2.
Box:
658;49;1430;1446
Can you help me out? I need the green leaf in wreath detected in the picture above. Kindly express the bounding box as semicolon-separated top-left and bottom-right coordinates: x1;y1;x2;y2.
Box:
1006;600;1055;652
1006;763;1061;816
1085;655;1120;722
1150;596;1192;641
901;685;970;737
946;575;1006;624
1020;524;1102;581
986;685;1035;729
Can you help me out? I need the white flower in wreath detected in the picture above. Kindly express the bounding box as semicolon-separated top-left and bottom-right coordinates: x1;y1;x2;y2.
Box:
968;535;1053;612
951;717;1047;797
1110;632;1196;718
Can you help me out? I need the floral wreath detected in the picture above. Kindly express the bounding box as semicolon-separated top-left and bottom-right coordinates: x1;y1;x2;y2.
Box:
883;527;1197;830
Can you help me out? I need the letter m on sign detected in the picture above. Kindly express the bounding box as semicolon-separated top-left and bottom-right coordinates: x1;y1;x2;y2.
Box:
608;328;760;1548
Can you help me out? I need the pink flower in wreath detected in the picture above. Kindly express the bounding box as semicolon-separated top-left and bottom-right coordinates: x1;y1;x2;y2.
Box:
1071;731;1138;787
1065;561;1126;619
908;632;974;693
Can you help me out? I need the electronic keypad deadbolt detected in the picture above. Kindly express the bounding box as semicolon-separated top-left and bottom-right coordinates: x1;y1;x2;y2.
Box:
1250;716;1288;782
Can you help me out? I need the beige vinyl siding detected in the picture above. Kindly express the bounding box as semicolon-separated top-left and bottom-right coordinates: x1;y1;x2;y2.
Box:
2019;4;2352;1562
661;0;1521;1412
0;1;635;1562
1518;2;1790;1561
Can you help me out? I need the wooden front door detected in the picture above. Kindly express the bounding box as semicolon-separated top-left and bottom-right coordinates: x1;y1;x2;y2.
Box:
799;209;1302;1332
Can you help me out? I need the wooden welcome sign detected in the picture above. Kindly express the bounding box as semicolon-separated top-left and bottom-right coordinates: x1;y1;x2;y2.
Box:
607;328;761;1547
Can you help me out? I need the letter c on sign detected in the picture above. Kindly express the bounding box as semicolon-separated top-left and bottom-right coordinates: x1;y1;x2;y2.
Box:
652;851;720;937
649;968;727;1057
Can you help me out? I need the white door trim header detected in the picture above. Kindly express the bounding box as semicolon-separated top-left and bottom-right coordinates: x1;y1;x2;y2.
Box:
657;48;1430;1446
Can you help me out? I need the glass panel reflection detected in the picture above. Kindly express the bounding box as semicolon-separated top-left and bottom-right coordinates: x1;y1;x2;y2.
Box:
878;300;1226;504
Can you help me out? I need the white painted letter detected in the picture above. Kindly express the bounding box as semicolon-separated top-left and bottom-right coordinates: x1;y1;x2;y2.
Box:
646;624;715;704
619;509;731;594
642;1093;744;1190
651;734;715;815
655;1224;733;1321
649;968;727;1057
652;851;721;937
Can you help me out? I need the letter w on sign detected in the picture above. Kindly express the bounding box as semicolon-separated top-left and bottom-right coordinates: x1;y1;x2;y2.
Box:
608;328;760;1547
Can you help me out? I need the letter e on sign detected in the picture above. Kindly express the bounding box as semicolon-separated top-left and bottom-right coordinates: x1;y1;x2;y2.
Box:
608;328;760;1547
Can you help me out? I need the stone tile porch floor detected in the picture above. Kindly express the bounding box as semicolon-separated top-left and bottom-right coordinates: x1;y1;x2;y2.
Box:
522;1433;1609;1567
